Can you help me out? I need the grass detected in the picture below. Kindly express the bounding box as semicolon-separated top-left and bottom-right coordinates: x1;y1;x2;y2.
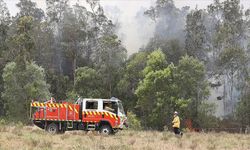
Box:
0;125;249;150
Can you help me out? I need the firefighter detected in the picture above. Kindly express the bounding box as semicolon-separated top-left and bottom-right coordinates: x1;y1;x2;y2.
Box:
172;111;183;136
104;103;115;113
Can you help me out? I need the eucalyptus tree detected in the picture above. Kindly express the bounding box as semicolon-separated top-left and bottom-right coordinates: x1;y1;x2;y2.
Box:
185;9;207;61
0;0;10;116
144;0;187;64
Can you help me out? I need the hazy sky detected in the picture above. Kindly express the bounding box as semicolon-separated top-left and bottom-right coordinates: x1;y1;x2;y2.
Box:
4;0;216;15
4;0;250;55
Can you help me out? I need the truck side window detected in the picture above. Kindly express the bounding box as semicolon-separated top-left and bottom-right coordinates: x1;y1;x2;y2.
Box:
86;101;98;109
103;102;117;114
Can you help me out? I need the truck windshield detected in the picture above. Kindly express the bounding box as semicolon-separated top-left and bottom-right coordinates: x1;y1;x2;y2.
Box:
118;101;125;115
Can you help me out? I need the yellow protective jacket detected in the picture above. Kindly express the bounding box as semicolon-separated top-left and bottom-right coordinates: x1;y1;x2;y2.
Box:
172;116;180;128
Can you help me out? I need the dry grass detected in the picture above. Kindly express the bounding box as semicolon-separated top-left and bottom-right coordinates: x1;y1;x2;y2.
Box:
0;125;249;150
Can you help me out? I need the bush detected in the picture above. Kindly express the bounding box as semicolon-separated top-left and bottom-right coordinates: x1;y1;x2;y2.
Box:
0;119;6;125
127;111;141;130
2;61;50;123
197;102;218;128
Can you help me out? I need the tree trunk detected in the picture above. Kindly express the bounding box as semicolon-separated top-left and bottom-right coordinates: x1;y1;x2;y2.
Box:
73;55;76;86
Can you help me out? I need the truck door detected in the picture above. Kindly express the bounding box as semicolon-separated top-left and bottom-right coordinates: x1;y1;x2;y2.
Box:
83;100;100;123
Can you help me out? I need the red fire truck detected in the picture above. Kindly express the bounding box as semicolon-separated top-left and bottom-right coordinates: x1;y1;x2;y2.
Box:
30;97;127;135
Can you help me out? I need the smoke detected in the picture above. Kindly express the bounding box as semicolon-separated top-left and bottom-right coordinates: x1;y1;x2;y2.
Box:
5;0;250;57
100;0;217;55
153;4;189;44
101;1;155;55
101;1;189;55
134;7;155;50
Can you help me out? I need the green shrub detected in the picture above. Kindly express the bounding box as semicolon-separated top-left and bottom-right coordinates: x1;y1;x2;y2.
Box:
0;119;6;125
127;111;141;130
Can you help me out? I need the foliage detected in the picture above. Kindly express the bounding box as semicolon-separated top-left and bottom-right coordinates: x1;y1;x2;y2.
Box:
16;0;44;21
144;0;187;64
46;71;71;100
2;61;50;122
236;79;250;126
94;34;127;98
136;51;208;129
185;9;207;61
208;0;247;116
8;16;35;63
197;102;218;128
0;0;10;56
0;0;249;129
66;90;79;103
175;55;209;120
117;52;148;111
218;46;246;74
236;97;250;126
60;4;88;79
127;111;142;130
74;67;103;98
0;0;10;116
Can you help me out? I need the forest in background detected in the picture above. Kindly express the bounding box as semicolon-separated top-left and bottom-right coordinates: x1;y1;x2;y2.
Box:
0;0;249;131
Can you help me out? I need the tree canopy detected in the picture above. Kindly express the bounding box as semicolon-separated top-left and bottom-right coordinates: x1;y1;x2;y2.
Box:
0;0;249;129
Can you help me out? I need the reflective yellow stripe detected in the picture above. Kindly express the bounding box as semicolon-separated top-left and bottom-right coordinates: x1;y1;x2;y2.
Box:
89;111;92;115
69;105;73;111
60;104;64;108
52;104;55;107
86;111;89;115
110;113;114;118
74;108;78;114
97;112;100;115
64;104;67;108
48;104;51;107
93;111;96;115
105;112;109;116
56;104;59;108
40;103;44;107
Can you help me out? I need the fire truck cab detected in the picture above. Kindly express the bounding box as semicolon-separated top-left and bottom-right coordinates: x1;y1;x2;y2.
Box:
31;97;127;135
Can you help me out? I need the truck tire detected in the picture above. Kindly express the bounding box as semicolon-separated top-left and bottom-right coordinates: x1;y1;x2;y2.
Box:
46;123;58;134
99;125;113;135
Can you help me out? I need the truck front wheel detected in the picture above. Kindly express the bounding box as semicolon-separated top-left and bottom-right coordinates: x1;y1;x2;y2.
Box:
46;123;58;134
99;125;113;135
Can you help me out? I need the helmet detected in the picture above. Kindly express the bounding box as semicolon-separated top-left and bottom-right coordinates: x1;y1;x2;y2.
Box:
174;111;178;114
